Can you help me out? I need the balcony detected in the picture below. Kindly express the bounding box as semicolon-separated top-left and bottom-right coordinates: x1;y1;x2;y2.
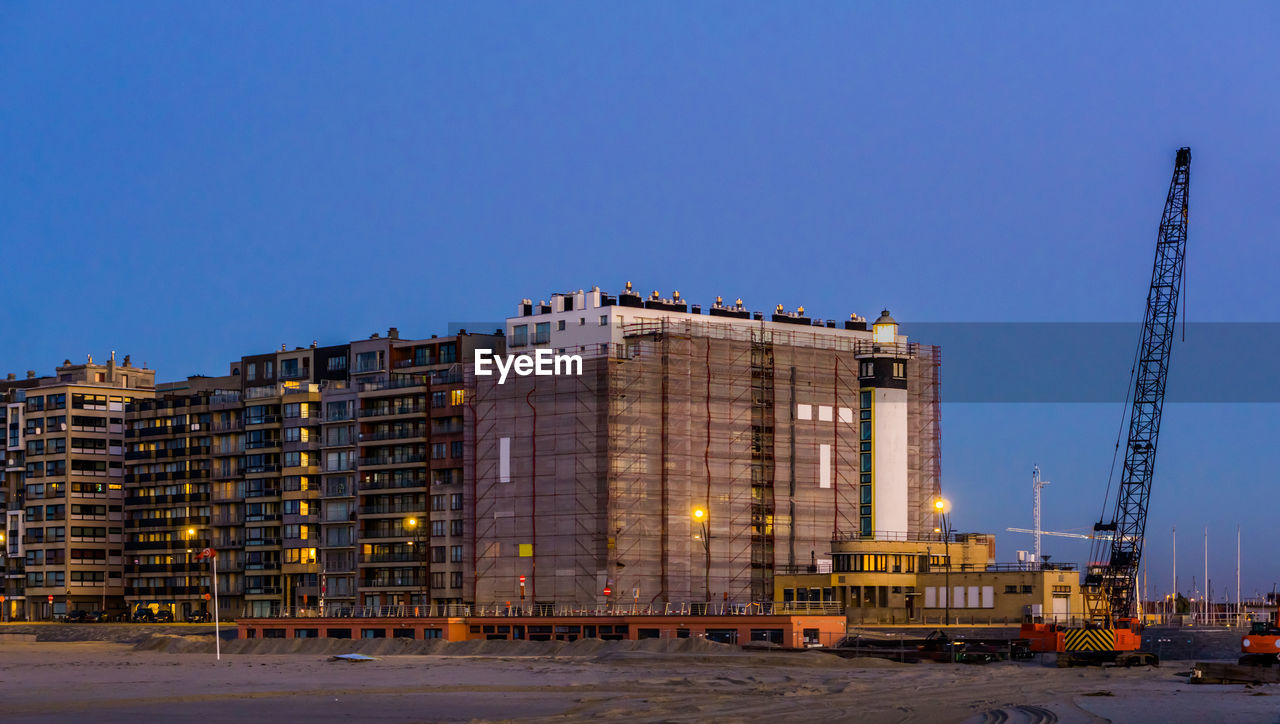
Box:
358;503;424;516
245;415;282;427
244;537;283;547
360;428;426;442
359;552;419;563
360;574;428;589
359;476;427;491
211;420;244;432
358;454;426;467
358;405;426;419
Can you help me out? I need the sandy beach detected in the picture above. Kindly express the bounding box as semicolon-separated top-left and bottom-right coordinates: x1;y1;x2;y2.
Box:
1;639;1276;723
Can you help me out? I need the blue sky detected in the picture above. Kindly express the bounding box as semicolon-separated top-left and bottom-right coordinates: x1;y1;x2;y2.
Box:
2;2;1277;598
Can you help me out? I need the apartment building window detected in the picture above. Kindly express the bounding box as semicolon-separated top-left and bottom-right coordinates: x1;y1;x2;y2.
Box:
355;351;381;373
450;519;463;536
281;358;300;379
431;391;447;408
431;494;445;512
430;572;445;589
25;417;43;435
26;440;44;455
328;355;348;372
326;451;353;471
860;362;874;377
450;545;462;562
533;322;550;345
26;395;44;412
325;401;350;421
556;319;566;331
47;393;66;410
450;493;462;511
430;443;446;460
450;441;463;458
247;363;257;381
264;361;274;378
431;546;446;564
450;572;463;589
431;520;445;537
438;343;457;364
511;325;528;347
450;389;465;406
893;362;906;378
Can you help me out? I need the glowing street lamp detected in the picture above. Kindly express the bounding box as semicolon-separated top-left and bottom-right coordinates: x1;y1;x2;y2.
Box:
693;507;710;604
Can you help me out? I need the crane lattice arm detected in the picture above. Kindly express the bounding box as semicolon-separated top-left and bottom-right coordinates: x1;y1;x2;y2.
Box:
1086;147;1190;623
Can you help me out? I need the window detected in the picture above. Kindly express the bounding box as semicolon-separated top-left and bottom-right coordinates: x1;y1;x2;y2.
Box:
431;391;447;408
47;393;66;410
893;362;906;378
264;361;274;378
451;545;462;562
431;443;446;460
247;363;257;381
450;441;463;458
450;571;463;589
431;520;445;537
328;356;348;371
439;344;457;364
1021;585;1034;593
355;351;381;373
578;317;585;326
413;346;433;366
511;325;528;347
450;493;462;510
1005;585;1018;594
431;494;445;512
450;519;463;536
533;322;550;345
599;315;607;326
26;395;44;412
860;362;874;377
281;358;300;379
556;319;566;331
431;546;446;563
450;389;465;406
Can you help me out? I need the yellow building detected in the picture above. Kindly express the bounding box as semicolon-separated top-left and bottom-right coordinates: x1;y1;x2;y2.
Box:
775;533;1083;625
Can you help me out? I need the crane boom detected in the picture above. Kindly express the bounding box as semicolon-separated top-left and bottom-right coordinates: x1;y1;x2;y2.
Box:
1086;147;1191;623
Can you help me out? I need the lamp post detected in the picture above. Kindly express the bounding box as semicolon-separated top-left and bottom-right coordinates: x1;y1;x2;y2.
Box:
934;498;951;626
184;527;196;620
693;507;710;606
406;517;424;610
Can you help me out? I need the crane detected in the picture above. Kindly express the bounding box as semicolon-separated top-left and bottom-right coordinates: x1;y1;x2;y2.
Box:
1021;147;1190;667
1085;147;1191;626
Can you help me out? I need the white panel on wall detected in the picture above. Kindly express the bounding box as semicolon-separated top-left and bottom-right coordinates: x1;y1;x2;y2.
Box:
819;444;831;488
968;586;980;609
925;587;937;608
953;586;965;608
797;404;812;421
982;586;994;608
818;405;833;422
499;437;511;483
838;407;853;423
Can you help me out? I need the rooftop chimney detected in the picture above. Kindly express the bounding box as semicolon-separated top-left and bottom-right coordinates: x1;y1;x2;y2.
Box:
6;373;14;381
388;327;400;340
27;370;36;379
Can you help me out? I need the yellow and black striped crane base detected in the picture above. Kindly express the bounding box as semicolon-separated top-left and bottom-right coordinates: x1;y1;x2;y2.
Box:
1064;628;1116;652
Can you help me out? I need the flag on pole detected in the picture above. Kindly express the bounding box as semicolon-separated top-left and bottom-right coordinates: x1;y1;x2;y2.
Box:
196;548;216;560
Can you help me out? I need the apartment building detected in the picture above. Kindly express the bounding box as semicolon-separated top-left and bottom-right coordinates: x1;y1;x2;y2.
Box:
0;356;156;619
123;375;235;619
344;330;501;611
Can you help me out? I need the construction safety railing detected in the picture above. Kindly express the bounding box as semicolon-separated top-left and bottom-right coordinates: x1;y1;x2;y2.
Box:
239;601;845;619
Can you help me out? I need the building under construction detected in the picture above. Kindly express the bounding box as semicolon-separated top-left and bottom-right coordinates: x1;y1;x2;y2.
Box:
469;285;942;608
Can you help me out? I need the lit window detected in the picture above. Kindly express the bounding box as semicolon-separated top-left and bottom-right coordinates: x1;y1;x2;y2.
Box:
450;389;465;406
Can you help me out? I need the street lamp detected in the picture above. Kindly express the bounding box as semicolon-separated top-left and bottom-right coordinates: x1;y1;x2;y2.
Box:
184;527;197;620
693;507;710;605
934;498;952;627
406;517;424;610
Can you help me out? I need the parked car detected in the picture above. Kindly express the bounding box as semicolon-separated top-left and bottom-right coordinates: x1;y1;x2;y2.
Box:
154;609;174;623
82;610;106;623
186;611;212;623
64;610;90;623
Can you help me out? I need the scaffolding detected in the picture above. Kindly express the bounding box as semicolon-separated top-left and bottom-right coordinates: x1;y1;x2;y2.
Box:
469;318;943;607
